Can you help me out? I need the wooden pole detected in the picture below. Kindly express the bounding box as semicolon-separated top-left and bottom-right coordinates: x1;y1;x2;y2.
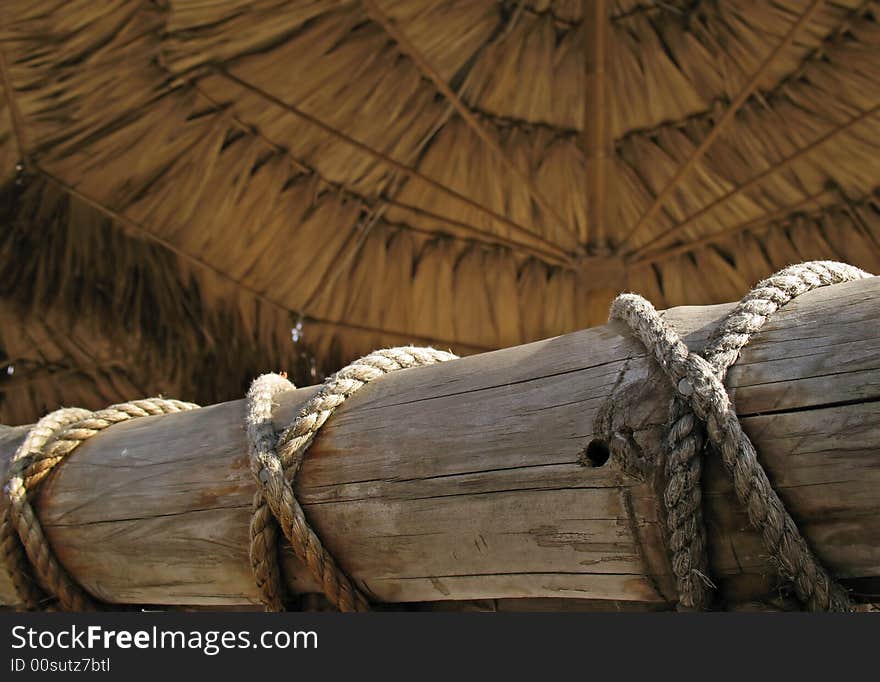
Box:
1;277;879;608
583;0;614;253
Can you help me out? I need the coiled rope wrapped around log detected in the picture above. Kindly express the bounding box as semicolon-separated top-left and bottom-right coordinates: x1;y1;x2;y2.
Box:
246;348;457;612
0;400;200;610
597;260;870;611
0;261;870;611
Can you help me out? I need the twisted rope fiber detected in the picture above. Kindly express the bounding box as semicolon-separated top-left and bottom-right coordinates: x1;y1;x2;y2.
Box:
246;346;457;611
247;373;297;612
606;261;870;611
1;399;200;610
1;407;90;609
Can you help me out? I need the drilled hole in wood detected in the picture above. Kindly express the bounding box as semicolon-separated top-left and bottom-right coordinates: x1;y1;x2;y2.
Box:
584;439;611;467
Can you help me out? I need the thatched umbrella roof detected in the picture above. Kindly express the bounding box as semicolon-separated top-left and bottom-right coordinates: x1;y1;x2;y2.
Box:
1;0;879;424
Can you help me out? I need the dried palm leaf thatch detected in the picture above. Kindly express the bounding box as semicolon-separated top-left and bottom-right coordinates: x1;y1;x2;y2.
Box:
0;0;878;424
0;179;311;424
0;88;16;184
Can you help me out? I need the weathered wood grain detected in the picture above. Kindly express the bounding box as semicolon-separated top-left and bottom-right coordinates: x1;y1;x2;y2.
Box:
1;277;878;608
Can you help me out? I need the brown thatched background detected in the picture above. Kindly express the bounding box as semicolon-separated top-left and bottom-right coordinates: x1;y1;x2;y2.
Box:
1;0;879;425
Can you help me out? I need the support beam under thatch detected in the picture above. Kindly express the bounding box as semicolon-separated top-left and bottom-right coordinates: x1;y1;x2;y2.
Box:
617;0;826;252
629;104;880;260
583;0;614;253
630;186;837;266
361;0;576;243
34;167;496;354
218;69;574;261
1;276;879;609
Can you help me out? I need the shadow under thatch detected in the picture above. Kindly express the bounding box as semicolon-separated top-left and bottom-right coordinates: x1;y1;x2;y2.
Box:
0;177;324;425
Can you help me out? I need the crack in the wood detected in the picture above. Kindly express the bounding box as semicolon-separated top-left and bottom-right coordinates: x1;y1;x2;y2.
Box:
520;395;603;414
44;503;252;528
49;467;207;522
350;356;632;412
621;488;671;603
732;335;880;366
373;571;657;580
303;460;598;490
732;367;880;392
303;484;620;507
738;392;880;418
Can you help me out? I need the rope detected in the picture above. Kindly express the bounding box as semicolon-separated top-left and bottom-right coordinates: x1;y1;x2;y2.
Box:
600;260;871;611
0;399;200;610
1;407;90;609
245;346;457;611
247;373;297;612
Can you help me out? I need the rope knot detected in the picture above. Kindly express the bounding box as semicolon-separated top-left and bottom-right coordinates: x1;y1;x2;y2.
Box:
1;400;200;611
245;347;457;612
602;260;870;611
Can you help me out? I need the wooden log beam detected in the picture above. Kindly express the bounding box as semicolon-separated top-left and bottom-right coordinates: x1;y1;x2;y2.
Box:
1;277;879;608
